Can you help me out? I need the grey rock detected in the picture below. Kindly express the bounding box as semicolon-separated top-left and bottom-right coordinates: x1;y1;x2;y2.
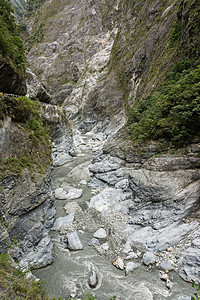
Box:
125;262;139;274
67;231;83;251
179;233;200;283
93;132;105;141
95;168;126;185
166;279;173;289
100;242;109;251
79;180;87;185
87;238;100;247
19;234;54;270
125;252;138;260
143;252;156;265
159;260;174;271
55;187;83;200
88;177;108;189
130;241;147;253
1;169;56;269
55;188;67;199
93;228;107;239
26;68;51;103
115;179;130;191
89;270;98;288
89;187;132;214
68;161;91;182
123;222;198;253
53;213;75;230
53;152;72;166
64;188;83;200
89;156;123;174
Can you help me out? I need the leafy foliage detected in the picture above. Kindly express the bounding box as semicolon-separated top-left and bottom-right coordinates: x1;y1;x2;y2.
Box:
127;0;200;148
0;0;26;76
26;23;45;51
128;62;200;146
0;253;49;299
0;95;51;176
0;95;49;139
191;281;200;300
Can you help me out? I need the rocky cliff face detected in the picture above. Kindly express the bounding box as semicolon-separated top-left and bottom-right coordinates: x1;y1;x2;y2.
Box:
24;0;200;286
88;133;200;283
26;0;199;129
0;98;66;269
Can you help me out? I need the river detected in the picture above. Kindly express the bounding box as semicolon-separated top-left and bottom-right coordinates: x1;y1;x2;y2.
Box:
33;130;194;300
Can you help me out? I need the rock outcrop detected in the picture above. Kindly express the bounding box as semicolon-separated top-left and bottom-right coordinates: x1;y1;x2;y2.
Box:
26;68;51;103
25;0;198;133
0;60;26;95
87;135;200;282
0;111;56;269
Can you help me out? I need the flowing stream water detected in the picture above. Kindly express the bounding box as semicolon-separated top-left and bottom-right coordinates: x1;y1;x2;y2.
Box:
33;131;194;300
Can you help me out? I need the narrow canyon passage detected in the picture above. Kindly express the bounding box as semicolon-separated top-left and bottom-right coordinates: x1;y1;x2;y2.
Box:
33;130;195;300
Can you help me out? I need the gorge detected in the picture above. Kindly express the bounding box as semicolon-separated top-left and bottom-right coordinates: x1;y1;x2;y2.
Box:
0;0;199;299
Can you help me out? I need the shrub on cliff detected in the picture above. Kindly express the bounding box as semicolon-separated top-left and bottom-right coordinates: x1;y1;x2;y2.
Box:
0;0;26;76
0;253;49;299
0;95;51;177
128;62;200;146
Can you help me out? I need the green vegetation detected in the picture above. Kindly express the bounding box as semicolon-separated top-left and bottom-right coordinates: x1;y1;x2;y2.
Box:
0;253;49;299
127;0;200;147
128;63;200;146
0;95;51;177
0;0;26;77
0;95;50;141
191;281;200;300
26;23;44;51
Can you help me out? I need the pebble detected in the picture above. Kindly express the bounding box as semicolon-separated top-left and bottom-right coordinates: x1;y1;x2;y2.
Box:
160;273;169;281
143;252;156;265
112;257;125;270
160;260;174;271
93;228;107;239
87;238;100;247
166;246;173;252
100;242;109;251
125;262;139;274
79;180;87;185
166;279;173;289
89;270;98;288
125;252;138;260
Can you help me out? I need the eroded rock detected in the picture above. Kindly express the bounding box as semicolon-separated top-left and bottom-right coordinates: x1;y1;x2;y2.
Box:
93;228;107;239
53;213;75;231
112;257;125;270
67;231;83;251
143;252;156;266
125;262;139;275
89;270;98;288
